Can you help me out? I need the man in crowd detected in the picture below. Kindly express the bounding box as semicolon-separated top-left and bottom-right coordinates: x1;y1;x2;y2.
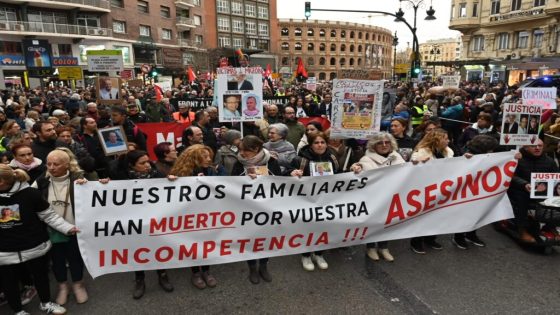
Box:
283;106;305;149
31;121;67;162
191;110;217;153
181;126;204;152
111;106;147;150
76;117;108;177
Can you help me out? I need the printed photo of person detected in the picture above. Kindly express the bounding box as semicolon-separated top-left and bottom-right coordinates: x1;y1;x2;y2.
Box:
0;206;20;223
243;94;261;117
98;77;120;101
534;181;548;197
554;181;560;197
98;126;128;155
311;161;333;176
528;115;539;134
227;73;254;91
503;114;519;134
518;114;529;135
223;94;241;119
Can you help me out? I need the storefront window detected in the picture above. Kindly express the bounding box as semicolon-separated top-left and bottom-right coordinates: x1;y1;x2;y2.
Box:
113;45;131;64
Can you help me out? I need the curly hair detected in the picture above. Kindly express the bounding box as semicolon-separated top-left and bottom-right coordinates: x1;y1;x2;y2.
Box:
366;132;398;153
47;147;83;175
169;144;213;177
415;128;448;153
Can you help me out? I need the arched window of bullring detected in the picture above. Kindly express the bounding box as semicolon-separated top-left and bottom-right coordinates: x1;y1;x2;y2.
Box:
281;28;289;36
307;28;314;36
340;44;346;52
295;42;302;50
349;58;354;66
295;28;302;36
366;33;369;40
350;44;355;52
341;30;346;38
350;31;355;39
330;30;336;37
330;43;336;52
358;45;362;52
340;58;346;66
358;31;362;39
329;72;336;80
319;29;325;37
319;73;326;80
281;42;289;50
330;57;336;65
319;57;326;65
308;43;314;51
319;43;326;51
308;57;314;65
357;58;362;66
281;57;289;65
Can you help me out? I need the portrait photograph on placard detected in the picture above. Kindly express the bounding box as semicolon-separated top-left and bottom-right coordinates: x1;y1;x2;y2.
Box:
98;126;128;156
242;93;262;119
554;181;560;197
222;94;242;119
227;73;254;91
310;161;334;176
96;76;122;105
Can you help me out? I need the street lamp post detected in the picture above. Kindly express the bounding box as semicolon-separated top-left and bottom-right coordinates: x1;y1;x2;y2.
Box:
429;44;441;78
304;1;435;81
394;0;436;78
393;31;399;81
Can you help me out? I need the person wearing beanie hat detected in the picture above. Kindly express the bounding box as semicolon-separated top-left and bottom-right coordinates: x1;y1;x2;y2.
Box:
214;129;241;175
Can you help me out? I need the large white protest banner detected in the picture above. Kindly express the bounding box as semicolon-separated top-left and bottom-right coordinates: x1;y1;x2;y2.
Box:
330;79;383;139
216;67;263;122
500;103;542;145
522;87;557;110
75;152;516;278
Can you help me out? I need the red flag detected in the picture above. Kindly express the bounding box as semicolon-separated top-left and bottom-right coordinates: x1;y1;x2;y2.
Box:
264;64;272;78
296;58;308;79
154;85;163;102
235;48;245;61
187;66;197;83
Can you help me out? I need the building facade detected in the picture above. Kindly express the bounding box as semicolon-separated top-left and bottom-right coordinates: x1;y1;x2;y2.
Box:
449;0;560;84
0;0;280;89
419;37;461;78
278;19;393;81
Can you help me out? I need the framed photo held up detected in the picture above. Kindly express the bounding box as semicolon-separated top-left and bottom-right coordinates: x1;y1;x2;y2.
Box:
98;126;128;156
96;76;122;105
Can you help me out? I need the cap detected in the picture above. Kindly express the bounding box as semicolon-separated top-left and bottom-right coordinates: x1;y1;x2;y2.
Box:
52;109;66;116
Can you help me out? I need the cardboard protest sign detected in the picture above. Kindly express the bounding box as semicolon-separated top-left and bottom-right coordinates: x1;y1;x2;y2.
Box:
500;103;541;145
306;77;317;91
75;151;515;277
216;67;263;122
96;76;122;105
522;87;557;109
530;173;560;199
87;50;124;72
330;79;383;139
441;76;460;89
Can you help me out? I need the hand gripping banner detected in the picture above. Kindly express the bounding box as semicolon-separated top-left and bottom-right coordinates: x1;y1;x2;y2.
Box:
75;152;516;277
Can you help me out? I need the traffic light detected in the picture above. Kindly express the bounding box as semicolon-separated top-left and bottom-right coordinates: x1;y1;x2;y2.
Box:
305;2;311;19
151;68;158;77
411;59;421;79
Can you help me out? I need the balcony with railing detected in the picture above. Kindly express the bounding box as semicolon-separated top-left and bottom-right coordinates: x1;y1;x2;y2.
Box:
175;0;195;9
3;0;110;12
0;21;112;37
176;17;196;29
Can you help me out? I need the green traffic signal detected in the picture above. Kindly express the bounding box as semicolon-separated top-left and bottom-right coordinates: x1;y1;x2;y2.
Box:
305;2;311;19
151;70;158;76
413;68;421;74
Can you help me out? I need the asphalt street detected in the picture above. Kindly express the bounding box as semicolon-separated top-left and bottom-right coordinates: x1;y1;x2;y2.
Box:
4;225;560;315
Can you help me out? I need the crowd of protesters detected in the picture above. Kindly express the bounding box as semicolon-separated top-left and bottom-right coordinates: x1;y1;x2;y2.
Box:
0;75;558;315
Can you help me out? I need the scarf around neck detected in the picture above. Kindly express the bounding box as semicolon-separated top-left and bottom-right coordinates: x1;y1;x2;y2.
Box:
10;158;42;172
237;148;271;167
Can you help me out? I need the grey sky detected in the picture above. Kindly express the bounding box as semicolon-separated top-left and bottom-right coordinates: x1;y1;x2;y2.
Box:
277;0;460;49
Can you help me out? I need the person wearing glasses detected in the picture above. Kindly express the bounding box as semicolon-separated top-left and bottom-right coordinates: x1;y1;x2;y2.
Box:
223;95;241;119
351;132;405;262
33;148;89;306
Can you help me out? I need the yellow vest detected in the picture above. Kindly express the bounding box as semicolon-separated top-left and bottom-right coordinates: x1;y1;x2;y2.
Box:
411;104;429;126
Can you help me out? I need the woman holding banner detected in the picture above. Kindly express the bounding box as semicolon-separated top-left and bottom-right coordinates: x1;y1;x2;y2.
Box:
0;164;77;315
351;132;405;262
231;136;282;284
169;145;223;289
109;150;174;299
291;131;339;271
409;128;454;254
32;148;89;306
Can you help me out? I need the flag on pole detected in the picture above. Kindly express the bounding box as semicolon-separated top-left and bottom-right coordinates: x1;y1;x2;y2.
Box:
296;58;308;80
187;66;197;83
264;64;272;78
154;84;163;102
235;48;246;61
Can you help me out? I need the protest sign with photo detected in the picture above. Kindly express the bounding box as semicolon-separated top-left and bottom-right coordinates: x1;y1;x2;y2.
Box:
530;173;560;199
500;103;542;145
75;151;516;277
96;77;122;105
98;126;128;156
216;67;263;122
330;79;383;139
522;87;557;109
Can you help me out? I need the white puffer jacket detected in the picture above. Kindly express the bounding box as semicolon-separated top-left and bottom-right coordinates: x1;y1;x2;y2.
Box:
358;150;406;171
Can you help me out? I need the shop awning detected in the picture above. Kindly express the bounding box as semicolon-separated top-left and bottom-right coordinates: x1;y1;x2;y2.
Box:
490;57;560;70
426;59;491;67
